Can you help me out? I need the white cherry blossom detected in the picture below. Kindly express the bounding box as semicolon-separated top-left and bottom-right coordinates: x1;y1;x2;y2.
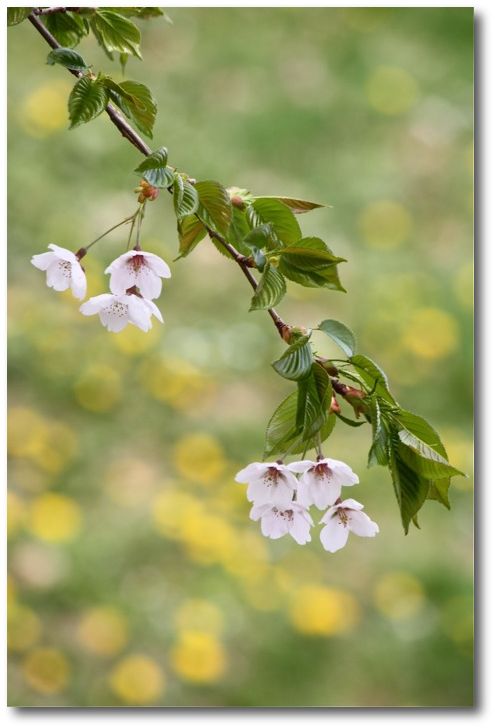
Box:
250;502;313;545
105;250;171;299
80;292;163;333
320;498;379;553
31;244;87;300
235;461;298;508
288;456;359;509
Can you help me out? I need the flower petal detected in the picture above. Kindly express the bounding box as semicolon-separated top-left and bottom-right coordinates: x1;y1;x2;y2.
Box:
260;510;288;540
137;268;162;300
290;510;313;544
70;262;87;300
320;518;349;552
235;462;268;483
80;294;114;316
338;498;364;512
143;252;172;278
286;459;314;474
249;503;271;522
325;458;359;486
143;298;163;323
46;260;70;291
348;510;379;538
109;266;135;295
127;295;152;332
47;244;77;263
31;252;55;271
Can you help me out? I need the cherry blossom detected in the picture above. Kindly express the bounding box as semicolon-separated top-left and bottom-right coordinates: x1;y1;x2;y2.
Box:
288;456;359;509
105;250;171;300
319;498;379;552
235;461;299;508
31;244;87;300
80;292;163;333
250;502;313;545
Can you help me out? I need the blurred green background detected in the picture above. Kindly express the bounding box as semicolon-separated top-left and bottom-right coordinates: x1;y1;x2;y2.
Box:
7;7;473;707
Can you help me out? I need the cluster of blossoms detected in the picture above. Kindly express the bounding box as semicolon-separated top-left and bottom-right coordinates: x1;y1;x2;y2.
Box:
235;456;379;552
31;191;171;334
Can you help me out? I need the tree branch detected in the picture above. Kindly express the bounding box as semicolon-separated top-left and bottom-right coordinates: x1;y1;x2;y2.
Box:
27;8;290;340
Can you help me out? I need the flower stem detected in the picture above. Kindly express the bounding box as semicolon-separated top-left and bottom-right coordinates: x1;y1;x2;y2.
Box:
134;202;146;251
86;213;138;251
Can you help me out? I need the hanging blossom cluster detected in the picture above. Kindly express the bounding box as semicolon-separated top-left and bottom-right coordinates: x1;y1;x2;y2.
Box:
235;457;379;552
31;182;170;333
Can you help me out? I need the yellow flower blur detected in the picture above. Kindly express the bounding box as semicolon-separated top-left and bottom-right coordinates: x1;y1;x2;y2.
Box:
29;493;82;543
173;432;227;485
77;607;129;657
402;307;459;360
170;630;227;684
358;200;412;250
22;648;70;695
289;585;361;636
366;65;418;115
109;654;165;705
373;571;426;621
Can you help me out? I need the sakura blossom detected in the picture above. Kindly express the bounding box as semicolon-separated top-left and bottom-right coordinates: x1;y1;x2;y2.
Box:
250;502;313;545
288;456;359;510
31;243;87;300
235;461;299;508
319;498;379;553
105;250;171;300
80;292;163;333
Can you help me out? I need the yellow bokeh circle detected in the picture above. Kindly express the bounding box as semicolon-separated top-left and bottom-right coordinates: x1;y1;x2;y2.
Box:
358;200;412;250
366;65;418;115
174;599;224;635
289;585;361;636
8;604;42;652
22;647;70;695
374;571;426;620
170;630;227;684
109;654;165;705
20;80;72;137
74;365;122;413
402;307;459;360
77;607;129;657
29;493;82;543
173;433;226;485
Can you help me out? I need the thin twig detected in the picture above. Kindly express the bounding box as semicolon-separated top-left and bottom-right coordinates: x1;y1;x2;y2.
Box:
27;8;289;340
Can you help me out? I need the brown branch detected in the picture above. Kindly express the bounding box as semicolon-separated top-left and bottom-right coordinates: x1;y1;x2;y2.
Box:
27;8;290;340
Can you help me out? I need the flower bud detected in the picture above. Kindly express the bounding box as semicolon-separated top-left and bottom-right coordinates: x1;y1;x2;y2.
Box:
330;395;341;414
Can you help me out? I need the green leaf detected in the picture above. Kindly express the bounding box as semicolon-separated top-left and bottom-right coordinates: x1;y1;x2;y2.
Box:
117;8;166;19
368;398;390;467
227;207;251;251
350;354;397;404
249;198;301;244
428;479;452;510
173;176;199;218
46;48;89;72
68;76;109;129
244;224;276;249
253;196;328;214
250;265;286;311
45;12;89;47
195;181;232;235
389;433;430;534
263;391;335;459
106;79;157;137
318;319;356;358
90;10;142;60
134;147;173;188
396;431;463;480
296;363;332;439
272;335;313;381
278;238;346;291
7;8;31;26
176;216;207;259
335;412;366;427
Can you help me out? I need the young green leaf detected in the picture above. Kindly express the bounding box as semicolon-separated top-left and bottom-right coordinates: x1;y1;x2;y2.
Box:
318;319;357;357
250;264;286;311
296;363;332;439
350;354;396;404
249;198;301;244
195;181;232;235
47;48;89;72
278;238;346;291
106;79;157;137
272;335;313;381
389;433;430;534
368;398;390;467
45;11;89;47
68;76;109;129
173;176;199;218
7;8;32;26
117;8;167;19
134;147;173;188
396;431;463;480
176;216;207;259
253;196;329;214
90;10;142;60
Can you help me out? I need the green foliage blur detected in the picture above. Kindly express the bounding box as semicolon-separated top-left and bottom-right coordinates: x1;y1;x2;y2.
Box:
7;7;473;707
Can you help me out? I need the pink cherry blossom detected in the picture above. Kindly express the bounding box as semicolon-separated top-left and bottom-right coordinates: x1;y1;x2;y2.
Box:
31;244;86;300
105;250;171;299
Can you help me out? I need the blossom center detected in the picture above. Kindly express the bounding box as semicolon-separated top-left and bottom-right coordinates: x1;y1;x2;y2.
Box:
263;466;281;487
58;260;72;278
312;462;331;479
336;508;349;526
107;300;129;318
128;254;147;272
272;507;294;522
